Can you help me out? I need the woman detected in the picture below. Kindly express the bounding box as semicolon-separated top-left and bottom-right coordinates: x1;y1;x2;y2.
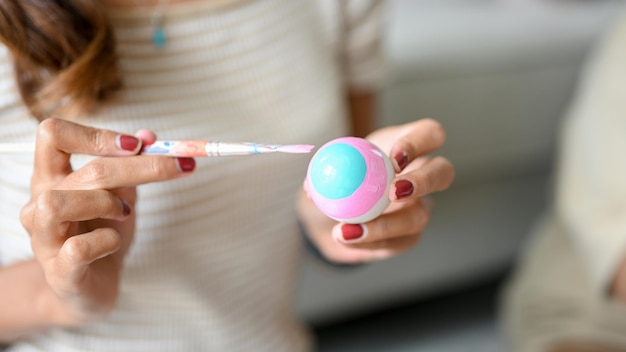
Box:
0;0;454;350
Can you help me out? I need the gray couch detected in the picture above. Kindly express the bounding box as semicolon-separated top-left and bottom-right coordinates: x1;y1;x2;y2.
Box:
297;0;622;325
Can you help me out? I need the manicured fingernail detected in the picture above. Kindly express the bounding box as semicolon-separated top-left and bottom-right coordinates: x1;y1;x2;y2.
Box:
176;157;196;172
121;199;131;216
341;224;366;242
117;134;140;152
394;151;409;171
394;179;414;199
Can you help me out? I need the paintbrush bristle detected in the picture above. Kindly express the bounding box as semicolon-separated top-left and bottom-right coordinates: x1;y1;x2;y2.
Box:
276;144;315;154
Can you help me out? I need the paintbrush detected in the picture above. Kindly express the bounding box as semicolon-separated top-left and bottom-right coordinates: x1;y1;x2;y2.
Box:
0;140;315;157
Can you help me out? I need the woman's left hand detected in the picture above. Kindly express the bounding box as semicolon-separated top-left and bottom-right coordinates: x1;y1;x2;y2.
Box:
297;118;455;264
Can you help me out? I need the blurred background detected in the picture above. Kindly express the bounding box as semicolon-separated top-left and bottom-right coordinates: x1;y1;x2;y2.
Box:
296;0;625;350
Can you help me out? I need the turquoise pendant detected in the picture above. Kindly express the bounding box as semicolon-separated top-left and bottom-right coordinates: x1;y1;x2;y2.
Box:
153;26;166;48
151;13;166;49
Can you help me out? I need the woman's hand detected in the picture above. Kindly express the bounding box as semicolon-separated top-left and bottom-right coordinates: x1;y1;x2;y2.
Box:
298;118;454;264
19;118;195;325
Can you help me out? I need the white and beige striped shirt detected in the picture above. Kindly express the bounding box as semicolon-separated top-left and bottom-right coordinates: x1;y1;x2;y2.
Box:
0;0;384;350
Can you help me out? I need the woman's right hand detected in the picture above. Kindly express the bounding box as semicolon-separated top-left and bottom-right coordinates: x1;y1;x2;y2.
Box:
19;118;195;326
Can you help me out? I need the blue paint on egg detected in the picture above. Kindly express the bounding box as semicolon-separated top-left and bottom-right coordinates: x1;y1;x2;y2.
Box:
308;143;367;200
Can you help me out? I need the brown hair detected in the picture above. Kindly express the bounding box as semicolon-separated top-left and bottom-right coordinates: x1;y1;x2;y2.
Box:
0;0;122;120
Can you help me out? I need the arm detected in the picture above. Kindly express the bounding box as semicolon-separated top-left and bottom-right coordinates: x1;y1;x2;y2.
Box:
0;260;64;343
335;0;386;138
553;17;626;298
346;90;376;138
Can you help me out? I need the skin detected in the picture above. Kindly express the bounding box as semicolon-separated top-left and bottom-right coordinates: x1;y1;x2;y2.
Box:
299;114;454;264
0;119;195;342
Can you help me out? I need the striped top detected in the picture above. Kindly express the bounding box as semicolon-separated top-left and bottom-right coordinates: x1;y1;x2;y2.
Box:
0;0;384;351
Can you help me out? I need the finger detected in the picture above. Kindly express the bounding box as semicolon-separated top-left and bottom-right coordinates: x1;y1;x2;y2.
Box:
389;118;446;172
338;234;421;263
32;118;142;196
57;155;195;191
53;228;122;284
332;199;429;244
30;190;131;254
389;156;455;201
135;129;157;146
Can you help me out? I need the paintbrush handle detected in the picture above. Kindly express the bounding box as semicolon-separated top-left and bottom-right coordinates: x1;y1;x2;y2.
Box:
0;141;314;156
142;141;280;157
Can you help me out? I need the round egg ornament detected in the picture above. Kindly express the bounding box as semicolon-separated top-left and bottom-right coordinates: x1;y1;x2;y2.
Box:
306;137;395;224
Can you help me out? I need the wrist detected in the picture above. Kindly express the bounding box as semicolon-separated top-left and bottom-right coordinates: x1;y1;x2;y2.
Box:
32;263;102;328
28;263;89;329
40;285;117;327
37;284;84;328
0;260;70;343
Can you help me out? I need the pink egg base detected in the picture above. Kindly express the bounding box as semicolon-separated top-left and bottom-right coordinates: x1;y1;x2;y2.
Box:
306;137;395;223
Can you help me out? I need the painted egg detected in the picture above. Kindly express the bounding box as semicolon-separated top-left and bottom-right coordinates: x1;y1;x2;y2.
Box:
306;137;395;224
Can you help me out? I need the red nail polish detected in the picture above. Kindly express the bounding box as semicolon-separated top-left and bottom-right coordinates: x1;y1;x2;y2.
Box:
394;180;414;199
176;158;196;172
395;152;409;171
121;200;131;216
118;135;140;152
342;224;364;241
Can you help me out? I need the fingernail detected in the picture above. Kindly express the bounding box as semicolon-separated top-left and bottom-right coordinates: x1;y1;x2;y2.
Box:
176;157;196;172
121;199;131;216
341;224;366;242
394;151;409;171
394;180;414;199
117;135;140;152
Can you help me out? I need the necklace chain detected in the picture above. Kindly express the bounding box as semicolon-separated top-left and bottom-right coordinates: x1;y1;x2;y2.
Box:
133;0;169;48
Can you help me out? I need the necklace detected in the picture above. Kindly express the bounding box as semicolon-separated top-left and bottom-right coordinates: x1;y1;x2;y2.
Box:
133;0;168;48
150;0;168;48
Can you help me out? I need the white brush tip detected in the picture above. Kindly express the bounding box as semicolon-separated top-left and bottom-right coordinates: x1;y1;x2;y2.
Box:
276;144;315;154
